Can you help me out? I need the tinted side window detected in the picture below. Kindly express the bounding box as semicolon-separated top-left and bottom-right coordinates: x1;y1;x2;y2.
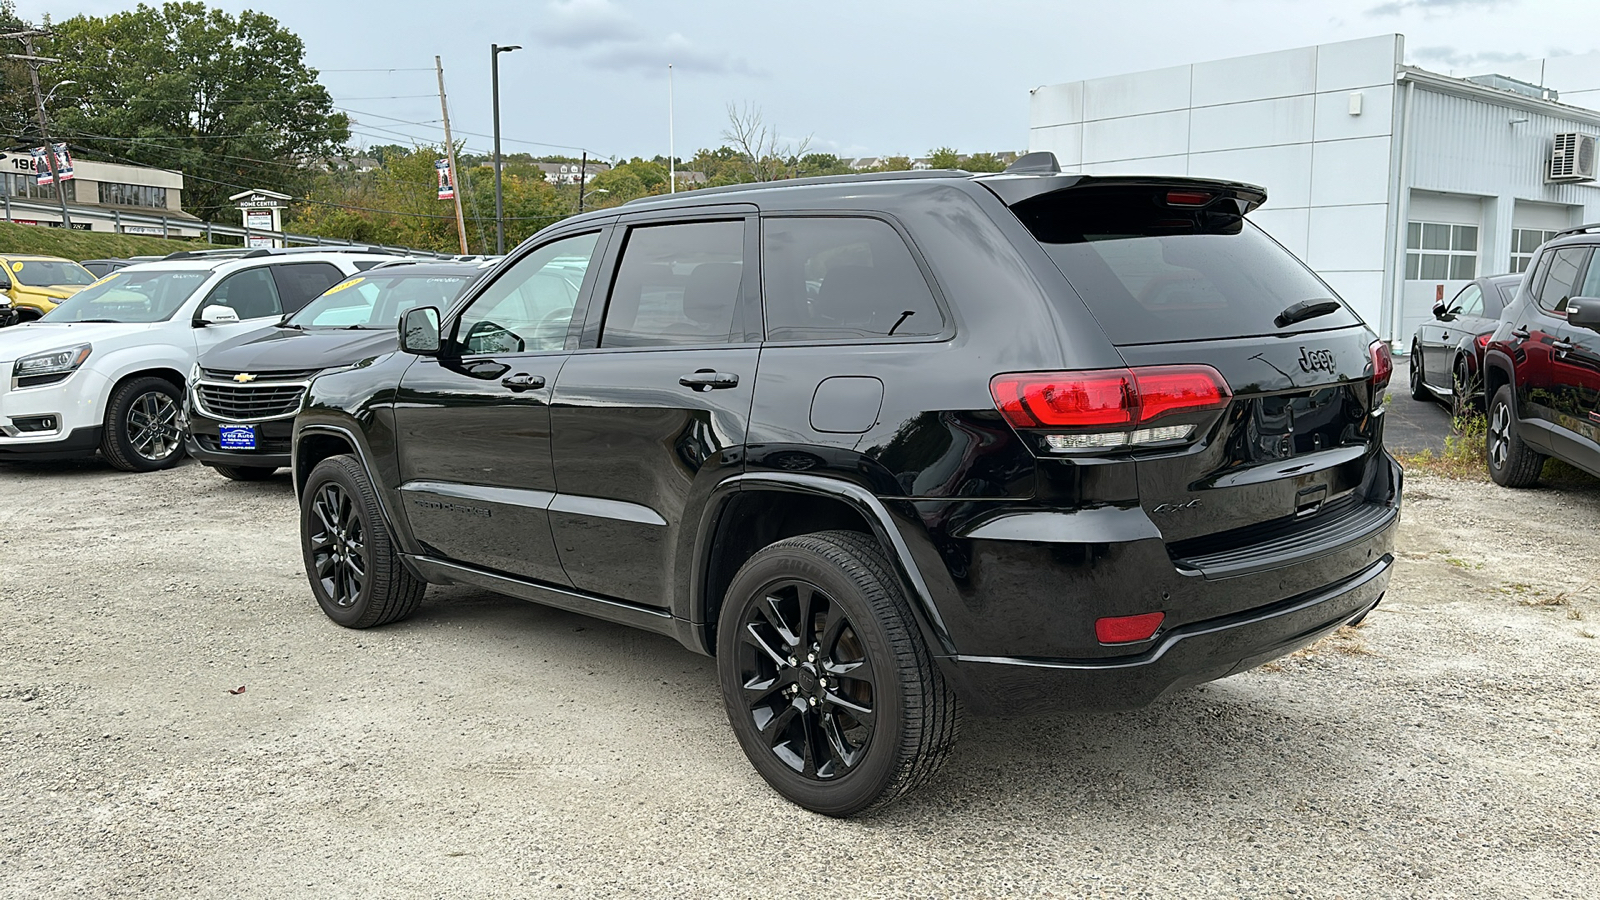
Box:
1577;254;1600;300
1454;284;1483;318
205;268;281;319
271;262;345;313
1537;247;1589;314
455;231;601;354
600;221;745;348
761;217;943;342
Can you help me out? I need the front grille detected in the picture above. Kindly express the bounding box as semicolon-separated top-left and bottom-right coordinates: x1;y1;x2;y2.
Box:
200;367;318;382
195;382;307;421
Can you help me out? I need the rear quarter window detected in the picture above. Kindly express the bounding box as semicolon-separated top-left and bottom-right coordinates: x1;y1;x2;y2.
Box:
760;216;944;342
1014;186;1362;345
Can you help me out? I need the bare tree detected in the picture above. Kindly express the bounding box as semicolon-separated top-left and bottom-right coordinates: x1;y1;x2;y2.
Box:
722;102;812;182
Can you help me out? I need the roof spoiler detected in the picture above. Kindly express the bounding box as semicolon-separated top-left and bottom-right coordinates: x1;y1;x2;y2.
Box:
976;153;1267;213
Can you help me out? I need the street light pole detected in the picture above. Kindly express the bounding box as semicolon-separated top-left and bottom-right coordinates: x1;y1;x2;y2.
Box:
491;43;521;255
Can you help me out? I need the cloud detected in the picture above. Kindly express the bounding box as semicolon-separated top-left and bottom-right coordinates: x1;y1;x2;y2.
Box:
1410;45;1532;68
1368;0;1510;15
534;2;762;77
536;0;645;49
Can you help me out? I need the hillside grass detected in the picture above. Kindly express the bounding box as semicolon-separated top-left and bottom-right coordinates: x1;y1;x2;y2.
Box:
0;221;226;260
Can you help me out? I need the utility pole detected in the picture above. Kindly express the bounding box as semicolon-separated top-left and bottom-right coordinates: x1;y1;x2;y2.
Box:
435;55;469;255
668;63;676;193
490;43;520;255
577;151;587;213
4;30;72;229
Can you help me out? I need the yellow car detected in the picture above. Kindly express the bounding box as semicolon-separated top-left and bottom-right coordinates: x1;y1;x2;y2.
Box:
0;254;98;322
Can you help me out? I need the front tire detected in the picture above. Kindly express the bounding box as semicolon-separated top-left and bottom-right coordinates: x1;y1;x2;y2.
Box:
1408;344;1430;401
213;463;278;481
300;454;425;628
101;376;185;472
716;530;962;817
1486;385;1543;488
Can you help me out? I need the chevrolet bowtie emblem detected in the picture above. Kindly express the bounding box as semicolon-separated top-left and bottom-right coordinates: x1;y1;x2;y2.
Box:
233;373;257;383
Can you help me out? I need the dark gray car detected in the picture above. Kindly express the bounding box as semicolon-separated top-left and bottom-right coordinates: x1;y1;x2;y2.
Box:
1409;273;1522;413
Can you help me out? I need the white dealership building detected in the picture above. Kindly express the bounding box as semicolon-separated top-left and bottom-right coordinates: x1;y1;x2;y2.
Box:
1027;34;1600;345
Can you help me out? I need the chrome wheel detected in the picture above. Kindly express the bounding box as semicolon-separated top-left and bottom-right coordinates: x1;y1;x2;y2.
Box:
1488;398;1511;470
126;390;180;461
308;482;367;609
737;579;877;780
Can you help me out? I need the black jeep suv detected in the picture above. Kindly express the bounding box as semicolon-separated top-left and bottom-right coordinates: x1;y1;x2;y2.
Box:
291;154;1402;816
1482;224;1600;486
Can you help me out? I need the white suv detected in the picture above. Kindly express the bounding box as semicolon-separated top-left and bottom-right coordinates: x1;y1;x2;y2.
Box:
0;249;401;471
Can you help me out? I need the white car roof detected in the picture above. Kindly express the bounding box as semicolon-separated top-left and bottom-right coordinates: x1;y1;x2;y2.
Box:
109;252;404;277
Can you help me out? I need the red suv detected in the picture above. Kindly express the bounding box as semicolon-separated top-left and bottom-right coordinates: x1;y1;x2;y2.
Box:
1483;226;1600;485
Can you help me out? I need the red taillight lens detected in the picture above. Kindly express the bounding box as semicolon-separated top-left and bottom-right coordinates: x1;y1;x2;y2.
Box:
1096;612;1166;644
1475;333;1490;350
1166;190;1214;206
1368;340;1393;392
990;366;1230;430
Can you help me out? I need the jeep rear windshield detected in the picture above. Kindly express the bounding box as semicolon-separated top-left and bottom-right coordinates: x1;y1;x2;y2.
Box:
1014;186;1362;346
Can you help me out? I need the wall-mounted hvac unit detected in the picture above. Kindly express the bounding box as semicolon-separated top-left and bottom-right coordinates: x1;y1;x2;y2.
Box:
1549;132;1598;183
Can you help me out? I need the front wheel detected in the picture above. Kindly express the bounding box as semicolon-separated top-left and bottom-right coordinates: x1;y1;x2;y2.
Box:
1408;344;1430;400
716;530;961;817
300;454;425;627
101;376;185;472
1486;385;1544;487
212;463;279;481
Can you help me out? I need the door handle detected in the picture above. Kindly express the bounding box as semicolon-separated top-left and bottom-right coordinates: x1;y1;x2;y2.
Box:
462;359;510;380
679;369;739;391
501;373;546;392
1512;327;1531;340
1551;339;1574;353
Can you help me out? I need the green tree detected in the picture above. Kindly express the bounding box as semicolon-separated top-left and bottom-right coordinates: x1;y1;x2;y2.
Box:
877;156;913;172
927;147;963;170
963;152;1006;173
796;153;852;178
42;2;349;221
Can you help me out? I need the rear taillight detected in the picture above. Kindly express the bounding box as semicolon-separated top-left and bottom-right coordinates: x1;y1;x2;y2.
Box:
1368;340;1393;393
1475;333;1490;350
1166;190;1214;207
990;365;1230;452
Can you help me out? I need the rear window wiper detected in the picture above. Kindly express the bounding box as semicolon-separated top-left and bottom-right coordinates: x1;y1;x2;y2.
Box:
1275;299;1342;328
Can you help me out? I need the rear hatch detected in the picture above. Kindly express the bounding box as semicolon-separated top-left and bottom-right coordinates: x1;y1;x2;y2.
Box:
987;176;1395;574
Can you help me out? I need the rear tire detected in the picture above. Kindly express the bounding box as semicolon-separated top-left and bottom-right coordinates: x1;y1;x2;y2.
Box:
1486;385;1543;488
716;530;962;817
213;463;278;481
300;454;425;628
1408;344;1430;401
1450;358;1476;420
101;376;185;472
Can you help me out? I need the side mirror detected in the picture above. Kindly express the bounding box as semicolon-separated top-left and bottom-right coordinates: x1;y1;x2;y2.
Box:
400;306;441;355
1567;296;1600;330
199;304;240;326
1431;301;1454;320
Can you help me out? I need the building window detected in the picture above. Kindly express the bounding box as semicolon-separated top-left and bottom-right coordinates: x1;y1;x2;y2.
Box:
98;182;167;209
1405;221;1477;280
1509;227;1559;274
3;173;75;201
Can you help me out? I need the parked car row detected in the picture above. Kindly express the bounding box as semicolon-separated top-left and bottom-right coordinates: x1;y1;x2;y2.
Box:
0;247;489;472
1407;229;1600;485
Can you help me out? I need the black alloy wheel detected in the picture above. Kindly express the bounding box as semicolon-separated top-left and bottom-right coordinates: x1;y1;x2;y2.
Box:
1408;344;1430;401
735;578;879;781
101;376;186;472
1486;385;1544;488
717;530;961;817
300;455;425;627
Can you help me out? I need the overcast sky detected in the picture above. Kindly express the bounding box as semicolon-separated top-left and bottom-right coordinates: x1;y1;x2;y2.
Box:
14;0;1600;163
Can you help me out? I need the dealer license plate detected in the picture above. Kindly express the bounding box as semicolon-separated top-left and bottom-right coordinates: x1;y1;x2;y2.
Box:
218;425;257;450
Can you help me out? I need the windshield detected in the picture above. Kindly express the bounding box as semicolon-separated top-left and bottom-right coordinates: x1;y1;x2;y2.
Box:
1014;185;1363;345
286;272;475;328
43;269;212;323
10;260;96;287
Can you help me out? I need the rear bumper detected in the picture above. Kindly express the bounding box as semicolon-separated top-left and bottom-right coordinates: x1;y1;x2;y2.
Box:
938;553;1391;716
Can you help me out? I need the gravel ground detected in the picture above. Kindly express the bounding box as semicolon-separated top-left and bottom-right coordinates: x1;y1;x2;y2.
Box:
2;459;1598;899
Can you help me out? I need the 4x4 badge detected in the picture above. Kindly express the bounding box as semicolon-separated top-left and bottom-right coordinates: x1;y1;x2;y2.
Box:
1297;347;1335;374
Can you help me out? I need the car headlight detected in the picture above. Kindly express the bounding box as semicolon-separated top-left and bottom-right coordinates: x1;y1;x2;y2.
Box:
14;344;92;378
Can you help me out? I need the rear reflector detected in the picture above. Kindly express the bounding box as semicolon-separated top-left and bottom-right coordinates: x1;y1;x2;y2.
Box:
1096;612;1166;644
1368;340;1393;394
990;366;1230;430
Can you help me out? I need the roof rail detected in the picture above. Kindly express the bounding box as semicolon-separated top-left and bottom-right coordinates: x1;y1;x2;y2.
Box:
1555;222;1600;238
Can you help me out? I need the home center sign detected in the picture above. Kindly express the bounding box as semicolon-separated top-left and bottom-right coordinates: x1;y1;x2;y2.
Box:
230;189;290;249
